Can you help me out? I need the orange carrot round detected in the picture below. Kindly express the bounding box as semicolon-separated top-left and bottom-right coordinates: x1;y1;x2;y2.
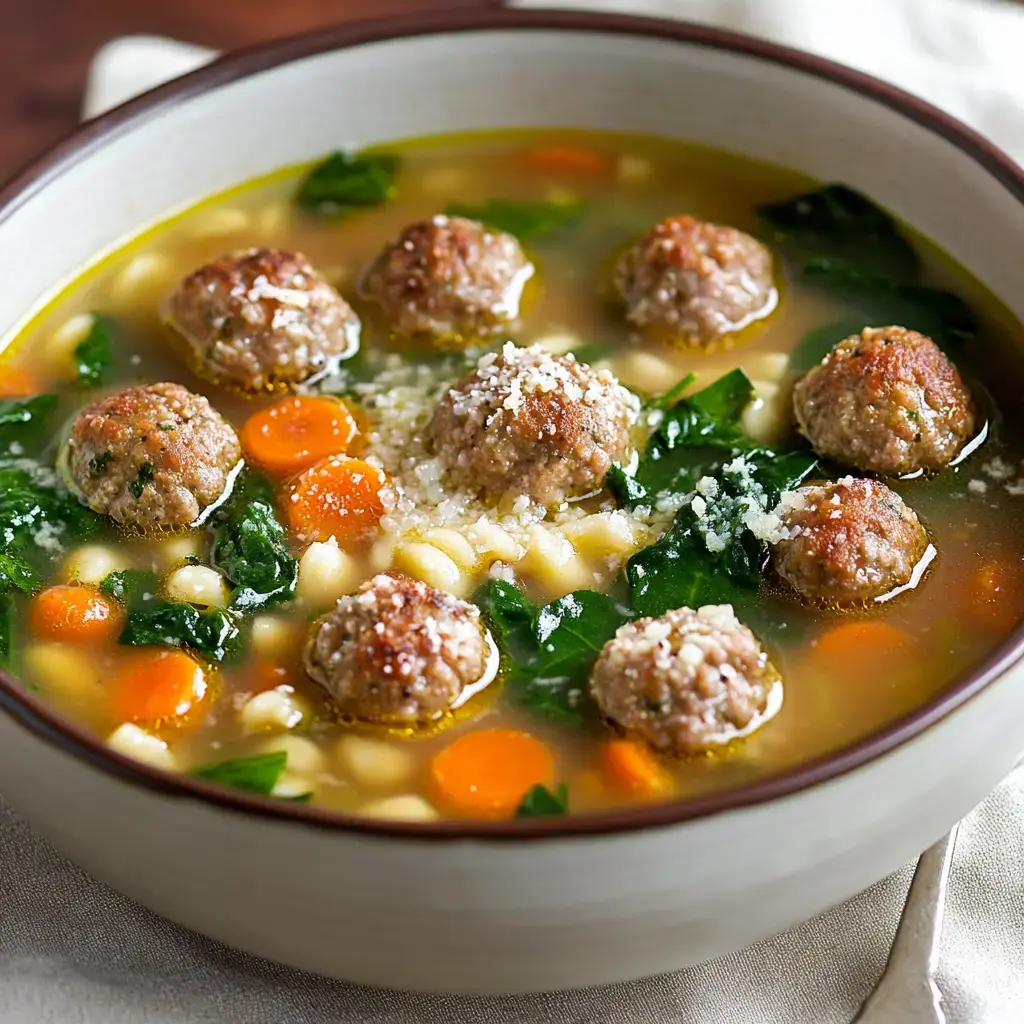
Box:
521;145;609;178
601;738;668;797
811;619;915;680
0;365;39;398
430;728;556;819
241;396;358;476
29;585;120;645
287;456;389;544
111;649;209;727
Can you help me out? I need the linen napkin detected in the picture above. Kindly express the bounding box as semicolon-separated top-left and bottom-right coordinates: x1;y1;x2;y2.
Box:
4;5;1024;1020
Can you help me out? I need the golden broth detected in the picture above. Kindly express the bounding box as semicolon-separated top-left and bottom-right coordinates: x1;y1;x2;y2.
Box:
2;129;1023;820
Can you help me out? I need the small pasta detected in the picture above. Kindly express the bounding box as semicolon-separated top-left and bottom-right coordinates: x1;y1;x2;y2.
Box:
617;154;654;183
108;253;173;304
563;511;651;560
336;734;417;790
517;524;593;599
239;686;307;734
272;772;315;800
164;564;230;608
107;723;177;771
61;544;130;586
46;313;95;374
22;644;103;701
360;794;439;822
425;528;479;570
533;332;580;356
157;533;203;568
393;542;465;595
256;734;327;776
297;538;363;606
742;379;791;445
606;350;680;395
250;616;297;658
467;521;522;564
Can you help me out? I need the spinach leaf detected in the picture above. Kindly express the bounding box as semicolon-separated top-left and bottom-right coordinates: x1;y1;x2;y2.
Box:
445;198;586;239
475;580;626;722
0;463;104;590
74;315;113;387
802;258;977;347
193;751;287;796
626;452;816;618
515;783;569;818
99;569;160;606
758;184;978;350
757;183;920;281
128;462;155;500
119;600;243;664
0;594;11;665
213;495;298;612
0;395;59;457
296;151;400;218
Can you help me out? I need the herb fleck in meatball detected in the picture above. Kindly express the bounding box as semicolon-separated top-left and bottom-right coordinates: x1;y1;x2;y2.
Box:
429;343;637;507
614;215;776;349
166;248;360;392
65;382;241;532
772;478;930;605
590;604;781;756
304;573;494;726
793;325;976;476
360;215;534;342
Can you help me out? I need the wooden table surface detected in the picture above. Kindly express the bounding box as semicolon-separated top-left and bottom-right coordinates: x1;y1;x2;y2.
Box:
0;0;498;181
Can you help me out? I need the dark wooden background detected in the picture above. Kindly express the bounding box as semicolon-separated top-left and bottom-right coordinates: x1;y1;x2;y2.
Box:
0;0;498;180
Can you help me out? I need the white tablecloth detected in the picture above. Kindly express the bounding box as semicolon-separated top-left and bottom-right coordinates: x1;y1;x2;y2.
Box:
6;3;1024;1020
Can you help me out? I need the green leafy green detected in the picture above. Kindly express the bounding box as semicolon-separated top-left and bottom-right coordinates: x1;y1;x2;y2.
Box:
757;183;920;281
74;315;113;387
0;395;60;457
296;151;400;218
213;492;298;612
476;580;627;722
98;569;160;606
757;184;977;351
128;462;155;500
193;751;287;796
445;198;586;239
0;593;11;665
626;450;816;618
119;600;242;664
515;783;569;818
0;463;104;597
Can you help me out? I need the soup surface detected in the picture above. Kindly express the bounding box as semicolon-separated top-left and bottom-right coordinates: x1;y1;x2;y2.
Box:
1;130;1023;822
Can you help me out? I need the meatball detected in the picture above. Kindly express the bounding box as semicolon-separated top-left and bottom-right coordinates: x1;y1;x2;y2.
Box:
429;343;636;507
772;478;930;605
792;325;976;476
360;215;534;341
166;248;360;392
304;573;494;726
614;215;776;348
65;382;241;532
589;604;781;756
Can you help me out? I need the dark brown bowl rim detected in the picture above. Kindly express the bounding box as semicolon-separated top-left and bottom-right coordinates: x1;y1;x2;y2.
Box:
2;7;1023;842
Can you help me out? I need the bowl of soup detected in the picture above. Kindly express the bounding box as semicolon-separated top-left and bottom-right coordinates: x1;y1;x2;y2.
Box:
0;9;1022;994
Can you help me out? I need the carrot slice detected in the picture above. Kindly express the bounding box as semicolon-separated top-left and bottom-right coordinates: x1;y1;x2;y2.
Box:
241;396;358;476
287;456;389;544
111;648;209;727
601;739;668;797
0;366;39;398
430;728;556;819
521;145;609;178
29;585;120;645
811;620;915;680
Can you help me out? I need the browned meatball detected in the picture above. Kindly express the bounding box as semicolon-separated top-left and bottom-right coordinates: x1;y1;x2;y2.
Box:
360;215;534;341
793;325;976;476
589;605;781;756
166;248;360;392
772;478;930;605
304;573;494;726
65;382;241;532
614;215;776;348
429;343;636;507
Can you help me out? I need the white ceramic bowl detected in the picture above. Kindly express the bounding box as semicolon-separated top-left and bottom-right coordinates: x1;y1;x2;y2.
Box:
1;10;1023;995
